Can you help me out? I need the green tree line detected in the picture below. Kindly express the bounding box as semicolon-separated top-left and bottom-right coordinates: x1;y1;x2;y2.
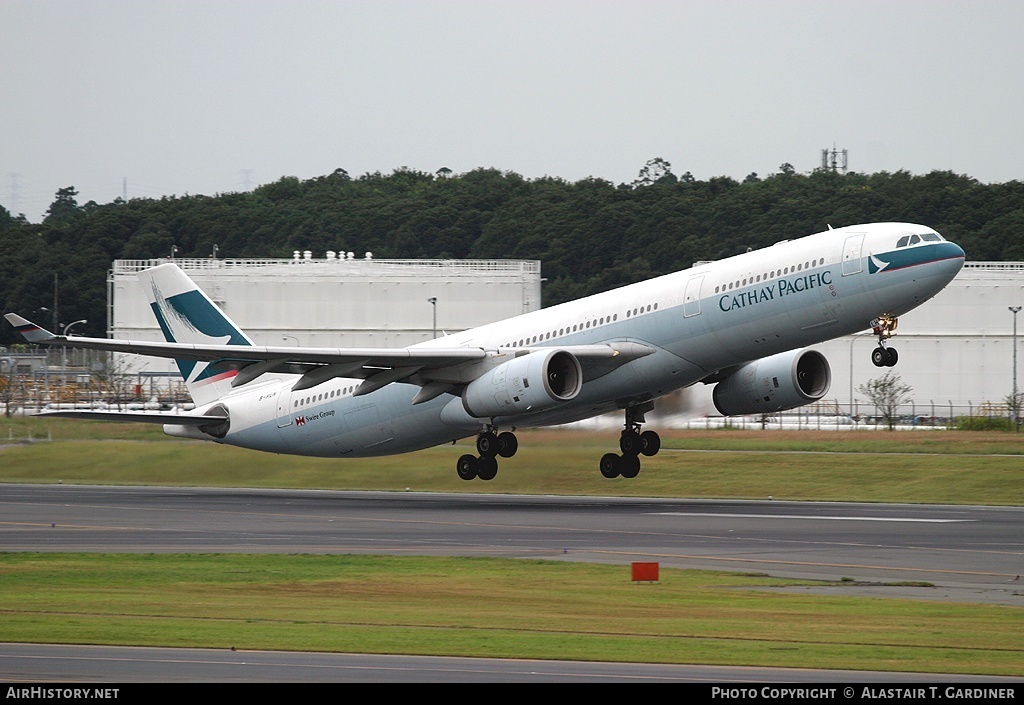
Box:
2;162;1022;345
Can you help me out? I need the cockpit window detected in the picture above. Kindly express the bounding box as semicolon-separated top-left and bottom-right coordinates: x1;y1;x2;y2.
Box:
897;232;944;247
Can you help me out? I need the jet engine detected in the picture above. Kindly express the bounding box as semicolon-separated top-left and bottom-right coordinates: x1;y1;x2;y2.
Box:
712;349;831;416
461;349;583;418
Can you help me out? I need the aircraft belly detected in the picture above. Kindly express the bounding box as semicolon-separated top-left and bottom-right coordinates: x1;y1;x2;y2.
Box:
675;297;793;371
242;385;463;458
492;347;705;428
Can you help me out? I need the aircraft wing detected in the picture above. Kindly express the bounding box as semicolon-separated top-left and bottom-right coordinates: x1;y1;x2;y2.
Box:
5;313;485;366
5;313;654;398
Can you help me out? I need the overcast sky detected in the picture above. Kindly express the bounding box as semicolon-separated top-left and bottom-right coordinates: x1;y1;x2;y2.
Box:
2;0;1022;221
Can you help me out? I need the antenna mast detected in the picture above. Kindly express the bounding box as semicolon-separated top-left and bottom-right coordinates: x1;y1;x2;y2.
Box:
821;145;848;174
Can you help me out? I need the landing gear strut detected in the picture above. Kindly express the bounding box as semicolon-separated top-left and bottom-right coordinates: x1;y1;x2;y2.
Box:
600;402;660;479
870;316;899;367
456;427;518;481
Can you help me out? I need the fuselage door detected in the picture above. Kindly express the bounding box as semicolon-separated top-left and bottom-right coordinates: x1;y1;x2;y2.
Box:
276;386;293;428
842;233;866;276
684;275;704;318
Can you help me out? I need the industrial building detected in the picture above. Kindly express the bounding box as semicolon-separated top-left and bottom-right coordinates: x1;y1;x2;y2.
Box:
108;253;542;377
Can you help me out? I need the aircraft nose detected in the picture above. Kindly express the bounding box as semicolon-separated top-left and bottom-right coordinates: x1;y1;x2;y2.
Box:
940;240;966;274
921;240;966;292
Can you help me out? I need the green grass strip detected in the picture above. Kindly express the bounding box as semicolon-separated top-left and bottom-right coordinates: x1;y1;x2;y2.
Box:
0;554;1020;676
2;427;1022;504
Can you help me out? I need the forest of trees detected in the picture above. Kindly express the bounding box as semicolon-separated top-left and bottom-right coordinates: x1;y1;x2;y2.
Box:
2;160;1022;346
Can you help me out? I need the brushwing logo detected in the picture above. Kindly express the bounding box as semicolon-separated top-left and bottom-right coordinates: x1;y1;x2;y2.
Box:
868;255;891;274
147;278;241;387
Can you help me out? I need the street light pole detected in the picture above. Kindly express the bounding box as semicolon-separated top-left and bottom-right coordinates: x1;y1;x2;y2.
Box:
1011;307;1021;429
427;298;437;339
63;320;87;336
60;320;86;405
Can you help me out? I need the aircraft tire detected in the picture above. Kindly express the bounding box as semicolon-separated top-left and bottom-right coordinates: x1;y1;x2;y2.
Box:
619;430;642;456
640;430;661;456
457;454;478;481
886;347;899;366
476;432;499;458
619;453;641;478
476;456;498;481
599;453;621;478
497;431;518;458
871;347;888;367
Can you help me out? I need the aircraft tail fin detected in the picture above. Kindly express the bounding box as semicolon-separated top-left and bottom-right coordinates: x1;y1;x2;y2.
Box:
138;263;255;406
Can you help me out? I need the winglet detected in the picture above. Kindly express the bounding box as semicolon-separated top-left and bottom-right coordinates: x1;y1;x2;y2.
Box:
4;313;59;343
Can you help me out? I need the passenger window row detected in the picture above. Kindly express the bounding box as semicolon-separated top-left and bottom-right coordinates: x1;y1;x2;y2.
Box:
714;257;826;294
503;303;660;348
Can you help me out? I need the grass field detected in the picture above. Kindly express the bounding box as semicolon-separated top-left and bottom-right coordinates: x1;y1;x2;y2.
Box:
1;417;1022;675
1;553;1021;676
2;417;1022;505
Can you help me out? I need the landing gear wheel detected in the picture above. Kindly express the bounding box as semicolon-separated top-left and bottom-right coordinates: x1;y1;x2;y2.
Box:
599;453;621;478
476;432;499;458
871;347;888;367
639;430;661;456
869;316;900;367
476;456;498;481
619;453;641;478
496;431;518;458
619;430;642;456
606;402;655;478
457;454;478;481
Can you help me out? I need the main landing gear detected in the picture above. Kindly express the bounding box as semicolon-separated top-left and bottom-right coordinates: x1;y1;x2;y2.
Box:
456;428;518;481
870;316;899;368
600;403;661;479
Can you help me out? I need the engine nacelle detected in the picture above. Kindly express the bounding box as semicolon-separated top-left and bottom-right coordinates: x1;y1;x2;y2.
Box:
712;349;831;416
461;349;583;418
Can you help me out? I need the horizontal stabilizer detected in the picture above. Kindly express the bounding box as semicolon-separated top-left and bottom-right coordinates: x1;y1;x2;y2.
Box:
33;410;227;425
4;314;57;343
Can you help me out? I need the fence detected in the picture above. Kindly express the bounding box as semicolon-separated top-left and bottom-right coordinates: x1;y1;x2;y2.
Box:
3;347;1022;430
666;398;1021;431
1;347;190;416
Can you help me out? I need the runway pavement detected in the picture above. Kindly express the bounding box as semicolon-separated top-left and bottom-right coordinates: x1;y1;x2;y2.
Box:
1;484;1021;682
3;642;1020;684
2;484;1021;603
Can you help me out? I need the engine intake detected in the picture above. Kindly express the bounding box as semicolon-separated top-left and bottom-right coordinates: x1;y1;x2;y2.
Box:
712;349;831;416
462;349;583;418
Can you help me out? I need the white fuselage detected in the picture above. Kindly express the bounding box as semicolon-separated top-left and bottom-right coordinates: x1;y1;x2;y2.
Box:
168;223;964;457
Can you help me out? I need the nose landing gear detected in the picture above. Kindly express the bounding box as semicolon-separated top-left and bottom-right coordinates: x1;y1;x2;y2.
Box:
870;316;899;367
